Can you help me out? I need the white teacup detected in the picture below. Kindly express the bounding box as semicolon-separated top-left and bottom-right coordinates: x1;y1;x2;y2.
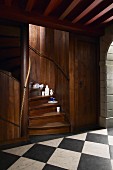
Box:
57;107;60;112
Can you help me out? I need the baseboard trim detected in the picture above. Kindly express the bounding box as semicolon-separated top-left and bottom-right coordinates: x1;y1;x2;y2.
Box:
0;136;29;150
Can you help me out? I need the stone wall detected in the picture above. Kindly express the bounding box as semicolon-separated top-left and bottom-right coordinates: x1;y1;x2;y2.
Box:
100;24;113;127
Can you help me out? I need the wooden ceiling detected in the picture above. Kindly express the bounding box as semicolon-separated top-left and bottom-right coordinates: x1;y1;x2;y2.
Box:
0;0;113;36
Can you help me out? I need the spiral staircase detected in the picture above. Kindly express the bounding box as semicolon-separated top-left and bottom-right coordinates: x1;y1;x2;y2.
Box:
28;89;70;135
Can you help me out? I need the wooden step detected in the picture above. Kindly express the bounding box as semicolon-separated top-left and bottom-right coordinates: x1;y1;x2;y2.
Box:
29;103;60;116
28;122;70;135
29;88;42;97
29;95;53;107
29;112;66;126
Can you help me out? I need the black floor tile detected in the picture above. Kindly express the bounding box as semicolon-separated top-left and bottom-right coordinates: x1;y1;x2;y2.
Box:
108;128;113;136
77;153;112;170
29;133;72;143
86;133;108;144
23;144;56;163
109;145;113;159
58;138;84;153
0;151;19;170
43;164;67;170
0;141;31;151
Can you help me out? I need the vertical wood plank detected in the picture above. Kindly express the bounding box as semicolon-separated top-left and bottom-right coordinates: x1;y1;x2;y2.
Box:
21;24;29;137
69;34;77;131
0;71;20;143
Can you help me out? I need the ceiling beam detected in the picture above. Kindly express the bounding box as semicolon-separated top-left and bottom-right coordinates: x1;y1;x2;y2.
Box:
44;0;63;16
0;6;104;36
59;0;82;20
5;0;13;6
25;0;36;12
72;0;103;23
85;3;113;25
102;16;113;24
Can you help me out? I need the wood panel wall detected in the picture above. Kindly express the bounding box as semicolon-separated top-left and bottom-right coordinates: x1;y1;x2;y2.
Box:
0;71;20;144
69;34;99;131
29;25;100;132
0;21;29;144
29;25;69;116
0;22;21;80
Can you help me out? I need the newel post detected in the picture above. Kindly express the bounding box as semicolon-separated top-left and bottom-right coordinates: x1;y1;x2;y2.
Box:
21;24;29;137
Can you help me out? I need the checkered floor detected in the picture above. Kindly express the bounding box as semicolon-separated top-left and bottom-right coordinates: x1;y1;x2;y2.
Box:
0;128;113;170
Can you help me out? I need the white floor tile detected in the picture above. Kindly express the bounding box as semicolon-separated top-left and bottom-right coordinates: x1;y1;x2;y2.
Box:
47;148;81;170
66;133;87;141
38;138;63;147
8;157;45;170
3;144;34;156
108;136;113;145
82;141;110;159
111;160;113;170
89;129;108;135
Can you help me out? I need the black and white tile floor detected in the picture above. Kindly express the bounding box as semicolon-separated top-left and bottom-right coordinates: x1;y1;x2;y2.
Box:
0;128;113;170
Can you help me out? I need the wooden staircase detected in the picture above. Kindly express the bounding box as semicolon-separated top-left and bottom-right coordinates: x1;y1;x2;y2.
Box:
28;95;70;135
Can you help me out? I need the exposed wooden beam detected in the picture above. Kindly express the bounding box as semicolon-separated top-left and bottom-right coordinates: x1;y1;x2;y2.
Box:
5;0;13;6
25;0;36;12
0;6;104;36
44;0;63;16
59;0;82;20
72;0;103;23
102;16;113;24
85;3;113;25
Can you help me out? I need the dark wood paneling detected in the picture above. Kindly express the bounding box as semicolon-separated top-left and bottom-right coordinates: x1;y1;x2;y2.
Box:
54;30;69;118
77;40;97;127
29;25;55;89
0;22;21;80
29;25;69;121
0;37;20;47
0;71;20;144
69;35;77;131
29;25;99;132
21;24;29;137
69;34;99;130
0;25;20;37
0;21;29;143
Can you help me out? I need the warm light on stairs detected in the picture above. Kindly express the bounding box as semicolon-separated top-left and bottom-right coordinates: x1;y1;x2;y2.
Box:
28;91;70;135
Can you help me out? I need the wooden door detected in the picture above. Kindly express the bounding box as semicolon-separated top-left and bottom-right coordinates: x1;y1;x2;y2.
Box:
76;40;98;128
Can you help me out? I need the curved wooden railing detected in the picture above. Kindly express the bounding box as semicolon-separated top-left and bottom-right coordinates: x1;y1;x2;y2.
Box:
29;45;69;81
0;69;18;81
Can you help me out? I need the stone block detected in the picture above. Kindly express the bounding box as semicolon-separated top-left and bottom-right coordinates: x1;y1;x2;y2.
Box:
100;72;106;81
107;102;113;110
107;53;113;60
100;80;106;88
107;95;113;102
107;87;113;94
107;73;113;80
108;45;113;53
99;116;113;128
106;65;113;73
100;102;106;111
106;60;113;65
107;80;113;87
100;109;106;117
107;110;113;117
100;66;106;73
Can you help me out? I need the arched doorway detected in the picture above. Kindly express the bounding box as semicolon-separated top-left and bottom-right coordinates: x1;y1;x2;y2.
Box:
100;25;113;127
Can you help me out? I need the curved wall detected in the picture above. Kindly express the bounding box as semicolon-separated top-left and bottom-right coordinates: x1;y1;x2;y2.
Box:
100;24;113;127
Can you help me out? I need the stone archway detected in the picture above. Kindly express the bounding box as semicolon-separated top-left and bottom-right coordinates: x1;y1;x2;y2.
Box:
100;24;113;127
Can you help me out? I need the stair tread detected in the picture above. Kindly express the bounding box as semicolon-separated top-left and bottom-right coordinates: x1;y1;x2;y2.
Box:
29;103;59;110
29;95;52;101
29;112;65;119
28;122;70;129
